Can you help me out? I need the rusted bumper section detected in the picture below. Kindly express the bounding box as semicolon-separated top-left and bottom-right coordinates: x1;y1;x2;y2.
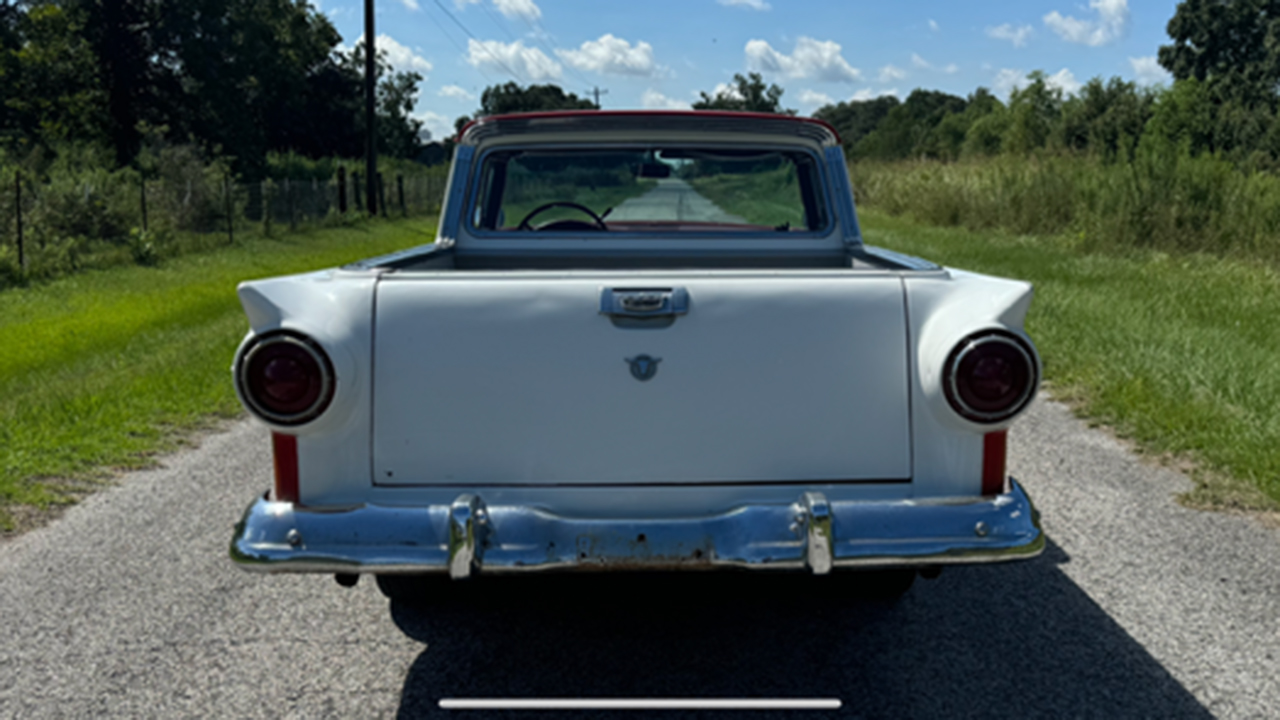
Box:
230;480;1043;577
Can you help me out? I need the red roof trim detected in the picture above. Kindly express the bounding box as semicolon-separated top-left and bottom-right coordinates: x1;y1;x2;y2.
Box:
458;110;841;144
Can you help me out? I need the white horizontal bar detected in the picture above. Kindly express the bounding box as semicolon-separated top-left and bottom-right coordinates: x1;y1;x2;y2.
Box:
439;698;841;710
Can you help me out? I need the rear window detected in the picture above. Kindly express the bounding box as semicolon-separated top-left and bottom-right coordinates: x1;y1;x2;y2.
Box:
471;146;828;234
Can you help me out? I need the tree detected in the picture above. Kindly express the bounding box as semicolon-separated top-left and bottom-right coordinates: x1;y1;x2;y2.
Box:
1055;77;1153;159
812;95;899;153
481;82;595;115
853;89;966;160
76;0;163;166
1003;71;1061;155
451;82;595;132
693;72;793;114
345;40;427;160
1;3;105;153
1158;0;1280;108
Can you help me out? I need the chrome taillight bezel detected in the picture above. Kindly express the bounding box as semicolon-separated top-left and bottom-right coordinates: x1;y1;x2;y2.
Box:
236;332;335;426
943;331;1038;424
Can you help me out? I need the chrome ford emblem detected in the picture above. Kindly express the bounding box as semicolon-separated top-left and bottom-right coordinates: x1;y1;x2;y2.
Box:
626;355;662;382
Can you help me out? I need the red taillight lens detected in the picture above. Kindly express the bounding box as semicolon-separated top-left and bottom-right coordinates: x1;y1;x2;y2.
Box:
944;332;1037;423
237;333;334;425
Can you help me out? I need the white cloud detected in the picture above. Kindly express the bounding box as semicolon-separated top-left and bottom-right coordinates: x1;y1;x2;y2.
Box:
708;82;744;101
493;0;541;21
414;110;454;141
987;24;1034;48
1044;0;1128;46
556;34;657;77
992;68;1081;98
994;68;1026;98
341;34;433;77
1130;56;1171;85
910;54;959;74
377;35;433;76
878;65;907;83
744;36;861;83
641;89;690;110
851;88;898;101
719;0;771;10
438;84;475;101
466;38;561;81
928;19;939;32
1046;68;1082;95
798;89;834;107
398;0;420;10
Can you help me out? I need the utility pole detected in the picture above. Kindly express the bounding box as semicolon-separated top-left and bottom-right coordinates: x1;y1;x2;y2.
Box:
589;86;608;109
364;0;377;215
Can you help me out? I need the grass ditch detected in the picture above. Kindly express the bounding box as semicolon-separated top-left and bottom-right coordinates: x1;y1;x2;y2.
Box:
860;208;1280;512
0;217;437;533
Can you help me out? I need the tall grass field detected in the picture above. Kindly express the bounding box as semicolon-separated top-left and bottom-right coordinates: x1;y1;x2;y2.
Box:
0;218;437;531
851;149;1280;266
859;208;1280;511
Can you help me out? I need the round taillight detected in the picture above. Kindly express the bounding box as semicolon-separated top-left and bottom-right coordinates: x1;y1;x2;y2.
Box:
944;332;1037;423
237;333;334;425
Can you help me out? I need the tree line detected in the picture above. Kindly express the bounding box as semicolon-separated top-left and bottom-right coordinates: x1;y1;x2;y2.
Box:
0;0;427;178
819;1;1280;169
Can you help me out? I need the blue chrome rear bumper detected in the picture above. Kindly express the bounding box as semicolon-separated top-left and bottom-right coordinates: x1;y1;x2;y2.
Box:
231;480;1043;577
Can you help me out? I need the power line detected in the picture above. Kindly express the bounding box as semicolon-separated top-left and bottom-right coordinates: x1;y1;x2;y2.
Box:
476;0;519;44
430;0;524;81
422;2;488;81
517;13;594;88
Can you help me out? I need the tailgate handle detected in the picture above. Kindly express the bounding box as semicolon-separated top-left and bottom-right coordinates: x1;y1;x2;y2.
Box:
601;288;689;318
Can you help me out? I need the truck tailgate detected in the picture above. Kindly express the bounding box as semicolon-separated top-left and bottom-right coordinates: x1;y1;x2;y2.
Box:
372;275;910;486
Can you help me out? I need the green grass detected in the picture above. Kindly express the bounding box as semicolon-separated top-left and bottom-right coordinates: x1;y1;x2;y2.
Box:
860;208;1280;510
688;168;807;228
0;217;437;530
850;152;1280;266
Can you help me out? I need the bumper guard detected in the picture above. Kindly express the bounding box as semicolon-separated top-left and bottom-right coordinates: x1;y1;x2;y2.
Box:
230;480;1044;577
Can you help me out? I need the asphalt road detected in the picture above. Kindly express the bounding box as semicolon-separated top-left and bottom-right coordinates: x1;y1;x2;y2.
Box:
1;396;1277;719
607;178;749;224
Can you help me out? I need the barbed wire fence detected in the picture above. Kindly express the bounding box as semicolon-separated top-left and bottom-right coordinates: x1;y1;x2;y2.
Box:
1;167;446;285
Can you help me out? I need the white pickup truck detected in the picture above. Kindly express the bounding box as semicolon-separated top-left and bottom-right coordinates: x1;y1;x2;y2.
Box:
229;110;1043;601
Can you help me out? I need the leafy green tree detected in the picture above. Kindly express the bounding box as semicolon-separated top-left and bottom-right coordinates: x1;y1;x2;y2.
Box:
924;88;1002;160
76;0;163;166
812;95;899;154
344;39;426;160
1003;71;1061;155
480;82;596;115
693;72;793;114
1158;0;1280;108
1056;77;1153;159
451;82;595;131
1;3;104;153
853;89;966;160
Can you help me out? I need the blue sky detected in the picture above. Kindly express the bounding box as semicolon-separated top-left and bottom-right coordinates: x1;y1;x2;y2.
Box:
317;0;1180;140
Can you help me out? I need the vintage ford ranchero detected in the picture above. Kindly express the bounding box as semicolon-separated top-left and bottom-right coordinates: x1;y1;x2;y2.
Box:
229;110;1044;600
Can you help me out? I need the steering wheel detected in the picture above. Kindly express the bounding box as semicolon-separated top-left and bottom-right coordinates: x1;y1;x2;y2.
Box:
516;202;608;231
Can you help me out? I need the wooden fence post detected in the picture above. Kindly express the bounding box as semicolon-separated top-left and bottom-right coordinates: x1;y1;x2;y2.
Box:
261;180;272;237
352;172;362;213
283;178;293;232
224;175;234;244
15;170;23;273
397;174;406;217
377;172;387;218
337;166;347;214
